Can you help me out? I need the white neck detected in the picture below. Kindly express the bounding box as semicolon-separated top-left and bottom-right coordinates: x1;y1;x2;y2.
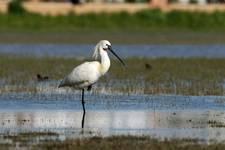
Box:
99;49;110;75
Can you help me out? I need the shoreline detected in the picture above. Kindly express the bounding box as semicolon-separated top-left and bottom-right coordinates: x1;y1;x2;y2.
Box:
1;134;225;150
0;31;224;44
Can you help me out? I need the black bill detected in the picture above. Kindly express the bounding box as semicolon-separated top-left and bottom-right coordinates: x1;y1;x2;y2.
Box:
108;46;126;66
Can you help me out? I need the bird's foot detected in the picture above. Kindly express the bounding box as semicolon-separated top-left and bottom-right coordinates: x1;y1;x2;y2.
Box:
80;128;85;135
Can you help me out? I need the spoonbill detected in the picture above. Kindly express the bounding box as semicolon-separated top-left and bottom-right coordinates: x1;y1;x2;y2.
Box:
58;40;125;128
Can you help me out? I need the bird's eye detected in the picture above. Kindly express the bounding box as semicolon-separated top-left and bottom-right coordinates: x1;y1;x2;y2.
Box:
103;44;110;51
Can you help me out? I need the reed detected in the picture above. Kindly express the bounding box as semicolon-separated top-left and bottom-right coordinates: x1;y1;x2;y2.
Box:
0;9;225;32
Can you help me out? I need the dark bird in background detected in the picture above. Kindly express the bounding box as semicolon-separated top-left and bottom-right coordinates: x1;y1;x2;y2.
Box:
37;74;49;82
145;63;152;70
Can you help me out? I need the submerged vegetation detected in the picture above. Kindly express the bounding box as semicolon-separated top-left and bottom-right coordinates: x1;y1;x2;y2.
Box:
1;134;225;150
0;55;225;95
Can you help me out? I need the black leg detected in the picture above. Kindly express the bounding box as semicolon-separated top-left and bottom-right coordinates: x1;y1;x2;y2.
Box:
81;89;85;129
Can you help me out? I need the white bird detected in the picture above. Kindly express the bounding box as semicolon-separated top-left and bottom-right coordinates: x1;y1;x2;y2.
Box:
58;40;125;128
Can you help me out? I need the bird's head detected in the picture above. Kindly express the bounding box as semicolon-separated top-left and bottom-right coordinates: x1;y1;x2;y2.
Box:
93;40;125;66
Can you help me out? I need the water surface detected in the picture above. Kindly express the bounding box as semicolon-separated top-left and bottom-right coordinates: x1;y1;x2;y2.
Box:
1;44;225;58
0;93;225;142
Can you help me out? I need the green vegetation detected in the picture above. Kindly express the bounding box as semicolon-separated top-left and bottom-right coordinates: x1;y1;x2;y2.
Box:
1;9;225;44
0;9;225;32
0;56;225;95
8;0;26;14
189;0;198;4
1;134;225;150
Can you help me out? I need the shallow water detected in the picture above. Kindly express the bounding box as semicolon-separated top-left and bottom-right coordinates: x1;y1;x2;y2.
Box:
0;93;225;142
1;44;225;58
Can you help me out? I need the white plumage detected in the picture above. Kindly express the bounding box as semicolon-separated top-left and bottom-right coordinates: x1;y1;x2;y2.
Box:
58;40;124;90
58;40;125;129
59;61;101;89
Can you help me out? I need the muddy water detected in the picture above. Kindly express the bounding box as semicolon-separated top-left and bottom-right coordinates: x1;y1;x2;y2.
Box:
0;93;225;141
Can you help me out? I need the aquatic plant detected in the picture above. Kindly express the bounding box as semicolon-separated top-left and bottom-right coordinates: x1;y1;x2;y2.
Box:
0;56;225;95
2;134;225;150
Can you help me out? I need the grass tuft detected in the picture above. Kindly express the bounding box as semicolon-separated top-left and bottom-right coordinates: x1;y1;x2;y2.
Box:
0;56;225;95
1;134;225;150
